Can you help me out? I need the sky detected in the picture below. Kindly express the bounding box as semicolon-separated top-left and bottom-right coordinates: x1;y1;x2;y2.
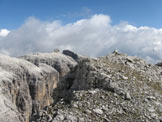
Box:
0;0;162;63
1;0;162;29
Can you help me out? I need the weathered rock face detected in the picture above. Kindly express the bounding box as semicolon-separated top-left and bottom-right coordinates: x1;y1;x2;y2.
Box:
0;68;21;122
33;52;162;122
21;52;77;78
1;50;162;122
0;52;77;122
0;54;59;122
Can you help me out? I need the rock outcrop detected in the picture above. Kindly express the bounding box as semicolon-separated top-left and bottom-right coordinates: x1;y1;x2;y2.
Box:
0;52;77;122
32;51;162;122
0;50;162;122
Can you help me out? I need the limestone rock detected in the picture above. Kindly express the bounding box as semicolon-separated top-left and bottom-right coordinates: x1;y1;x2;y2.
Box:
21;52;77;77
63;50;88;62
93;108;103;114
0;50;162;122
0;52;78;122
63;50;79;61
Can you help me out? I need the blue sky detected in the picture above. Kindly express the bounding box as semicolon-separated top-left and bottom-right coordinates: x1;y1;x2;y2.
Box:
0;0;162;29
1;0;162;63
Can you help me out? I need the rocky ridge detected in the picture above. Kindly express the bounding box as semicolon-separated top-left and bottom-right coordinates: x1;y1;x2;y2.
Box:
0;50;162;122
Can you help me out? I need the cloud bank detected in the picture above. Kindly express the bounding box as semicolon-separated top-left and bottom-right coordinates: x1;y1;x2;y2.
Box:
0;29;10;37
0;29;10;39
1;14;162;63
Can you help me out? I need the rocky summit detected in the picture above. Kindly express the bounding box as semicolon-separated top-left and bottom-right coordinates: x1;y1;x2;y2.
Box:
0;50;162;122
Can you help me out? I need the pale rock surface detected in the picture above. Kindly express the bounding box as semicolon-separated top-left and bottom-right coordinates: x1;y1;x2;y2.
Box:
1;50;162;122
38;51;162;122
0;52;77;122
21;52;77;77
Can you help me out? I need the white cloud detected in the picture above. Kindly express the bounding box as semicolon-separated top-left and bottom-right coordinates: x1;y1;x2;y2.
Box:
0;29;10;37
0;14;162;63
